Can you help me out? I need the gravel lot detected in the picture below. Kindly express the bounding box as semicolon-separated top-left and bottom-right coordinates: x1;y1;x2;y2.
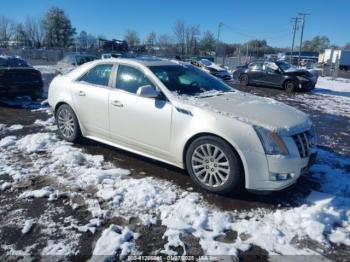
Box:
0;68;349;261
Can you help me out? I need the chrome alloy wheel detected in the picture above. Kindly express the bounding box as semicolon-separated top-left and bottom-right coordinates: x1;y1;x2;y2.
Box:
57;107;75;138
191;144;231;187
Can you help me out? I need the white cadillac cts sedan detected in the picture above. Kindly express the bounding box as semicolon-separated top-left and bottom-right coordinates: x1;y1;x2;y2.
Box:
48;58;317;194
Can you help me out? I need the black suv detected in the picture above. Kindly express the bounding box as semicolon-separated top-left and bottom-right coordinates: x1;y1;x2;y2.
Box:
233;61;318;92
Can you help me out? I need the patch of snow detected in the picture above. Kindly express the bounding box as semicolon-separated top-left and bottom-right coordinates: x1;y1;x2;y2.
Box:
0;123;5;131
34;65;57;74
20;187;53;199
91;224;136;260
22;219;34;234
16;133;57;153
1;181;12;191
8;124;24;131
0;136;17;147
41;240;78;256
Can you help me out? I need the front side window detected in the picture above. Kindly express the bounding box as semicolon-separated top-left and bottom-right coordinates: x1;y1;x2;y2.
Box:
150;64;232;96
116;65;153;94
79;64;113;86
263;62;278;73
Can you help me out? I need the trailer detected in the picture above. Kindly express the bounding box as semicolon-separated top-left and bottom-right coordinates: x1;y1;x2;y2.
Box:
320;49;350;70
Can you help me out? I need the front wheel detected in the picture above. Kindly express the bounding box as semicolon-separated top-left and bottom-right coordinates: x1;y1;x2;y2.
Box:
239;74;249;86
56;104;81;142
185;136;243;194
284;80;297;93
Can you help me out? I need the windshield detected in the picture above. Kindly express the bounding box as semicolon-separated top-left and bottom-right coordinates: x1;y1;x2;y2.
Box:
200;59;213;66
276;61;295;72
149;64;233;96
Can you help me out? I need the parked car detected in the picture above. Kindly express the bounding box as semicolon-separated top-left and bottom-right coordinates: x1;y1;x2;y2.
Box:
56;54;98;74
101;53;123;59
0;56;43;99
234;61;318;92
49;58;317;194
196;59;232;81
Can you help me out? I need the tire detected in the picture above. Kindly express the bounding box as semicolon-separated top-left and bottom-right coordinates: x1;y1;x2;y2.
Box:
239;74;249;86
31;92;42;101
55;104;81;142
284;80;297;93
185;136;243;194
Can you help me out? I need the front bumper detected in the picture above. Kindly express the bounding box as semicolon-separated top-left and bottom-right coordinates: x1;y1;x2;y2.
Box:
244;148;317;192
299;81;316;90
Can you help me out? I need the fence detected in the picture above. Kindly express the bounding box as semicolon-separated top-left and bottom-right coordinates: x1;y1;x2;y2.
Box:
0;48;99;64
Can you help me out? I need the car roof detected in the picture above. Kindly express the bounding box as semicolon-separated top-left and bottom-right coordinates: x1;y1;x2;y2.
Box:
103;57;179;67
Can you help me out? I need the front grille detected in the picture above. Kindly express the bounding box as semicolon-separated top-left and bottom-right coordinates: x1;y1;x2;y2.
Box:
292;130;314;158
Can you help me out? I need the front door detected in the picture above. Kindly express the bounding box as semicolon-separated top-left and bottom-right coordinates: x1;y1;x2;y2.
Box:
260;62;285;87
109;64;172;155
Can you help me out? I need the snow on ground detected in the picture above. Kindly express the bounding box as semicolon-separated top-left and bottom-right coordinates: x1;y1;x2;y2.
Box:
8;124;23;131
279;76;350;117
0;117;350;259
33;65;57;74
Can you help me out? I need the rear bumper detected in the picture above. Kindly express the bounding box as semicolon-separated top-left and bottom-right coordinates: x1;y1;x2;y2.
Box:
0;82;43;97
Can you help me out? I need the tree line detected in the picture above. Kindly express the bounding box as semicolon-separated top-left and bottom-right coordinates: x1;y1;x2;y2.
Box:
1;6;349;57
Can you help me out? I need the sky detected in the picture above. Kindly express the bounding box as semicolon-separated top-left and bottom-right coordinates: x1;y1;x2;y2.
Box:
1;0;349;47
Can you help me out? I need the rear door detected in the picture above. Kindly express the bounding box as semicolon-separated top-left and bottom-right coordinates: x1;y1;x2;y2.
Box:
71;63;114;138
247;62;265;84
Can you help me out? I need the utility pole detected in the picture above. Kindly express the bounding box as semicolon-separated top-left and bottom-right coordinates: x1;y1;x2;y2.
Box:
298;13;310;67
215;22;223;63
246;42;249;63
290;17;299;64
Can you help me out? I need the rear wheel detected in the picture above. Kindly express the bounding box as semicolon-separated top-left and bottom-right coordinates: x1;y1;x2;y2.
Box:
284;80;297;93
185;136;243;194
239;74;249;86
56;104;81;142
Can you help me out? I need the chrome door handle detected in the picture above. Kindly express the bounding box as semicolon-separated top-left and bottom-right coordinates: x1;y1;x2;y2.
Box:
111;100;123;107
78;91;86;96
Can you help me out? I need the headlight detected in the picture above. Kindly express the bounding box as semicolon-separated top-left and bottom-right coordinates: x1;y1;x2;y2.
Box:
254;126;289;155
297;76;310;82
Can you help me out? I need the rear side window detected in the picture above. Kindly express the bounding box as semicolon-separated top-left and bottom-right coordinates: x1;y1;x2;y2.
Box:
8;58;29;67
249;63;263;70
116;65;152;94
79;64;113;86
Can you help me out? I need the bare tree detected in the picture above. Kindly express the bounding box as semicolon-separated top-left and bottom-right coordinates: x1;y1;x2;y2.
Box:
145;32;156;48
201;30;216;53
25;17;44;48
173;20;185;55
185;25;200;55
0;16;15;47
14;22;29;47
124;29;140;49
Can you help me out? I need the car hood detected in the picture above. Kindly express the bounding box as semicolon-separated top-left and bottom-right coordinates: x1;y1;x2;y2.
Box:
284;68;314;77
182;92;312;135
206;64;227;72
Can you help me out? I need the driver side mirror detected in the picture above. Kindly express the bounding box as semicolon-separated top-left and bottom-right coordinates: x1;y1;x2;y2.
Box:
137;85;161;98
